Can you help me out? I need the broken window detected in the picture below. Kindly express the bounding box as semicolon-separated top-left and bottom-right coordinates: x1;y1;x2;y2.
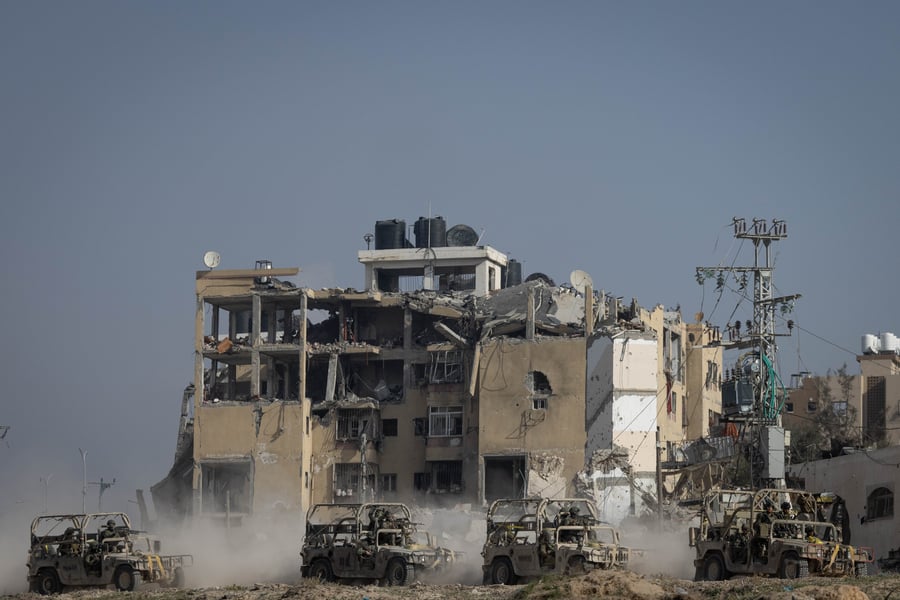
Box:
381;418;398;437
429;405;463;437
430;350;463;384
866;487;893;520
430;461;463;494
380;473;397;494
200;461;252;514
336;408;377;440
413;472;431;492
334;463;376;501
807;398;817;413
413;417;427;436
526;371;551;410
484;456;526;502
664;330;683;382
785;402;794;413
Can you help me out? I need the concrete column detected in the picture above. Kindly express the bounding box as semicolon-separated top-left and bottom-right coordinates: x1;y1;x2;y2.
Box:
251;294;261;398
403;307;412;394
193;292;205;516
526;286;535;340
298;292;308;400
475;260;489;296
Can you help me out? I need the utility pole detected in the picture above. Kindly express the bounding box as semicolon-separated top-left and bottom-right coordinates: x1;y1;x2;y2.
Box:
655;427;663;533
696;218;800;488
79;448;88;513
89;477;116;511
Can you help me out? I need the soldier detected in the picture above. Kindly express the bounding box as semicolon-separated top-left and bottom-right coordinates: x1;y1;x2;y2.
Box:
355;534;375;568
729;522;750;563
99;520;119;552
805;526;823;544
568;506;581;525
753;502;776;559
59;527;81;557
774;502;798;538
539;528;556;566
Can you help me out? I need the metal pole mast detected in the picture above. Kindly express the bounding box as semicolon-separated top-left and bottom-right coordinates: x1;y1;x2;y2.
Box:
696;217;799;488
79;448;87;513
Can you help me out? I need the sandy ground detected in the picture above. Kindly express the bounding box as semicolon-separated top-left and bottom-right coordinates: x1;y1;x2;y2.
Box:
4;571;899;600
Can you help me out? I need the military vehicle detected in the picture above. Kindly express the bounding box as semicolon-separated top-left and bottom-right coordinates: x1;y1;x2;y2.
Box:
481;497;631;584
300;502;461;585
689;488;873;580
27;512;193;594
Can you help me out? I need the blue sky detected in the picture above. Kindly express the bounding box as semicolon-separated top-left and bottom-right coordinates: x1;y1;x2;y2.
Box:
1;0;899;540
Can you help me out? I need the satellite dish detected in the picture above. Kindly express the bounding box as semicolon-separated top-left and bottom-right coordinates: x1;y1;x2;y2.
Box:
203;251;221;269
569;269;593;292
446;224;479;246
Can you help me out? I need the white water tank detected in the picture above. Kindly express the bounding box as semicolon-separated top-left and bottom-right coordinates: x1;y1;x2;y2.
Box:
881;332;899;354
862;334;880;355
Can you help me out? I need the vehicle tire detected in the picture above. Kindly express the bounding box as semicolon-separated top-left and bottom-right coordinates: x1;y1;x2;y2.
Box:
490;557;518;585
36;569;61;595
172;567;185;588
383;558;410;587
114;565;137;591
308;559;333;583
855;562;868;577
778;553;808;579
566;556;587;575
702;554;727;581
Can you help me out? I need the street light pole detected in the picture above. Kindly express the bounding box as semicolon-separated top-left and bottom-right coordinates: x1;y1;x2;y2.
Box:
78;448;87;513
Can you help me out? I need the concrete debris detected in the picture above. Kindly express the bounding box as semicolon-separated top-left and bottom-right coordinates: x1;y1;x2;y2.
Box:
529;452;565;481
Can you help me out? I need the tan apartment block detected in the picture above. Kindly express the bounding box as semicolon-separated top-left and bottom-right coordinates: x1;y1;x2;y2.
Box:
153;217;722;528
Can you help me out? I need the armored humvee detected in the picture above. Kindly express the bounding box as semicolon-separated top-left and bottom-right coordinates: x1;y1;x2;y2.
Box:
481;497;631;584
689;488;873;581
27;512;193;594
300;502;461;586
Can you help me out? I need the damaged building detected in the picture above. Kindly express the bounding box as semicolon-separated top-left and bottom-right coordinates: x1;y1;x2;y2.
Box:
153;217;724;525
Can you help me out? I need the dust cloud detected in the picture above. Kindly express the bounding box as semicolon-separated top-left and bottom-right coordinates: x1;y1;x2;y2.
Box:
153;512;305;587
618;518;697;580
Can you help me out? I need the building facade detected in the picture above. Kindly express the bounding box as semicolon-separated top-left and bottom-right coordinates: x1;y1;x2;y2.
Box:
153;217;723;527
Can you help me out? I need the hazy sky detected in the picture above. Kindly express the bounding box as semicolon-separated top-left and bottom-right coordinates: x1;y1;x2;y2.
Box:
1;0;899;541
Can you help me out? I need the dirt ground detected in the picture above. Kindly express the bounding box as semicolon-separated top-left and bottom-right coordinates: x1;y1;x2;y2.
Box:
5;571;900;600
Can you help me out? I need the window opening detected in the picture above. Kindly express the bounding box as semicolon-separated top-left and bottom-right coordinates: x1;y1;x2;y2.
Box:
430;350;463;383
428;406;463;437
867;487;893;520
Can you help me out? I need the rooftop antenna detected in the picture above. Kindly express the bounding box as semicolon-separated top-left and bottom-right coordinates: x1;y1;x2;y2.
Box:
203;251;221;270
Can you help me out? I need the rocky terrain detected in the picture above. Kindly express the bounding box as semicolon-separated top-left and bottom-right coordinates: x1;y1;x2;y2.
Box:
4;571;900;600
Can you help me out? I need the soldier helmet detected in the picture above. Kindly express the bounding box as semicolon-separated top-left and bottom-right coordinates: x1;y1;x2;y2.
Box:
781;501;792;511
64;527;75;535
106;520;116;528
569;506;580;515
805;526;815;535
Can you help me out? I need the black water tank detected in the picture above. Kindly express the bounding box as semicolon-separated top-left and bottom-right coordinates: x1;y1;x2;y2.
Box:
505;259;523;287
414;216;447;248
375;219;407;250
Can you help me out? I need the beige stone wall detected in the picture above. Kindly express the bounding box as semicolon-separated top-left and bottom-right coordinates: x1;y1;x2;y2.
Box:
194;402;305;513
477;336;587;498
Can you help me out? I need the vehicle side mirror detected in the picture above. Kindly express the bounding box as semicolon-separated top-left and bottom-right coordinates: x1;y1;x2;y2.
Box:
689;527;698;547
154;541;161;554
